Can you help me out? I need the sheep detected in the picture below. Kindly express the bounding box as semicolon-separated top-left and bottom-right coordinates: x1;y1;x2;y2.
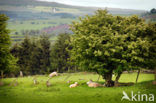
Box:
87;80;104;88
49;72;58;78
69;82;78;88
87;79;93;85
33;77;39;85
46;79;51;87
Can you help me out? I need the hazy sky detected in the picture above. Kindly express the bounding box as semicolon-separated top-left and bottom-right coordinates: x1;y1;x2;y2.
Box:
38;0;156;10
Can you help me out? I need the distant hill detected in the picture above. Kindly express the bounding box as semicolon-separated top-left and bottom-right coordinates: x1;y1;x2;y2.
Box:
0;0;146;20
0;0;148;42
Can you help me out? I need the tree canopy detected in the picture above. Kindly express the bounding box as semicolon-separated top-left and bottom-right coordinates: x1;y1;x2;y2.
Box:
51;33;71;72
70;10;155;86
11;35;51;75
0;14;18;77
0;14;10;73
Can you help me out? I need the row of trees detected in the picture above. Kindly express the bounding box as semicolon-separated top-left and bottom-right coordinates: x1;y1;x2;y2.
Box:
11;35;51;75
10;33;72;75
1;10;156;86
0;14;72;76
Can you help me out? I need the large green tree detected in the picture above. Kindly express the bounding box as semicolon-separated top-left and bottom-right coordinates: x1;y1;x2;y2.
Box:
39;34;51;74
146;23;156;81
29;39;43;74
0;14;10;77
17;36;32;75
70;10;155;86
0;14;18;77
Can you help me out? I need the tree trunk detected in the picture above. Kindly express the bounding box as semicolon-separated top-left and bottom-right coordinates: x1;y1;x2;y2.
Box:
136;69;140;83
114;72;122;87
102;72;114;87
20;71;23;77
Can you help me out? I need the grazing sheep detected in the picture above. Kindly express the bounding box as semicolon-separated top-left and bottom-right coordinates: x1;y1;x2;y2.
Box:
34;79;39;85
33;78;39;85
46;79;51;87
49;72;58;78
69;82;78;88
87;80;104;88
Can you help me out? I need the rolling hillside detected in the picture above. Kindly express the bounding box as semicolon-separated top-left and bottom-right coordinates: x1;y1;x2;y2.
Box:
0;0;146;20
0;0;147;42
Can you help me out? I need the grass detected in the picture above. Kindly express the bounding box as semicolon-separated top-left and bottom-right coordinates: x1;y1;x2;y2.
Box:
8;18;75;32
0;72;155;103
7;18;77;43
29;6;81;14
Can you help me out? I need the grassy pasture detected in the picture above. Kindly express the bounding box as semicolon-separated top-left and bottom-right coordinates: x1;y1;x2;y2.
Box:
8;18;75;32
7;18;76;42
29;6;81;14
0;72;155;103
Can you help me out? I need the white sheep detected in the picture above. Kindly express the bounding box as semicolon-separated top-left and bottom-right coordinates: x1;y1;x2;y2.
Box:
33;78;39;85
49;72;58;78
69;82;78;88
33;77;39;85
87;80;104;88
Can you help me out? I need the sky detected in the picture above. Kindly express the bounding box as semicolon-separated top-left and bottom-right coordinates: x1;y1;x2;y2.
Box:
38;0;156;10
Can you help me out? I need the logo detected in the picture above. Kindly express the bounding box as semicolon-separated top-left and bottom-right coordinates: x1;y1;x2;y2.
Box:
121;91;154;101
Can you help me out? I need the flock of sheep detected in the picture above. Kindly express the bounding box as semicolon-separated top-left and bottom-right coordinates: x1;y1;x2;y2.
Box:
50;72;105;88
0;71;105;88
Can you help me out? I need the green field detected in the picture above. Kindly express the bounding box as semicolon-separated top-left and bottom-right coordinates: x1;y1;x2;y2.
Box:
8;18;75;32
0;72;155;103
8;18;76;43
